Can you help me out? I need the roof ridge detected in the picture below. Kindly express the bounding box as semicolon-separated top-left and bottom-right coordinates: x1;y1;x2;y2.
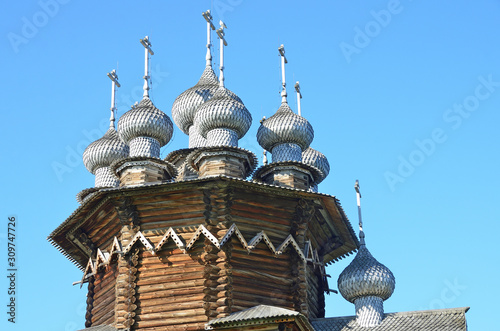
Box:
313;306;470;322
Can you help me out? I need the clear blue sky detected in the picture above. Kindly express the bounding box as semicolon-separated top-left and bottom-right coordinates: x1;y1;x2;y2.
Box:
1;1;499;330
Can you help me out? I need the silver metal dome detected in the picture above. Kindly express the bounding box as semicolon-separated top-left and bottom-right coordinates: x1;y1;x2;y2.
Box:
302;147;330;183
83;128;129;174
171;65;219;134
194;86;251;145
337;241;395;304
118;97;173;147
257;102;314;152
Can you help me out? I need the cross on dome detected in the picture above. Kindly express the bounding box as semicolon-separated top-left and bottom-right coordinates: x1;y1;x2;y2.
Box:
140;36;154;98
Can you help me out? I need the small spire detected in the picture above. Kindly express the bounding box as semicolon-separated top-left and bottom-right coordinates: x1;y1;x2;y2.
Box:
294;81;302;116
106;69;121;129
278;44;288;103
140;36;154;98
216;21;228;88
202;10;216;67
354;180;365;246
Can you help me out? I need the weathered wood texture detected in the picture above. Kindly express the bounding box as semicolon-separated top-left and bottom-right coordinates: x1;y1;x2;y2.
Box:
134;243;208;330
119;164;165;187
76;182;349;330
90;264;118;327
198;155;247;179
306;264;325;319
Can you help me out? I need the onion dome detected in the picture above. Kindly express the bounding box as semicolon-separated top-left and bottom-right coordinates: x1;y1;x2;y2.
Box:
257;102;314;162
194;86;251;147
337;239;395;303
302;147;330;184
171;65;219;135
83;127;129;187
117;97;173;158
337;224;395;327
83;128;129;174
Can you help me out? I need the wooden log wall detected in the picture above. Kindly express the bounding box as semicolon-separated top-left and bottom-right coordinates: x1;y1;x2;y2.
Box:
85;276;94;328
203;186;234;319
228;188;302;313
231;242;295;312
90;264;118;326
114;197;140;329
291;199;315;317
306;264;321;319
134;243;207;330
76;184;335;330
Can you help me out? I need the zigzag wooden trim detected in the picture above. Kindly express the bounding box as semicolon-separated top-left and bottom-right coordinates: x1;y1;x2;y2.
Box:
219;223;248;250
75;223;315;283
247;231;276;253
276;234;306;261
109;237;122;258
186;225;220;250
95;248;108;267
155;227;185;252
123;231;154;255
80;258;96;288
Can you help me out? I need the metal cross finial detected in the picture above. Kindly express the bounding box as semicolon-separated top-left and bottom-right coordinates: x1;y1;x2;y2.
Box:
294;81;302;116
140;36;154;98
278;44;288;103
107;69;121;129
202;10;216;66
355;180;365;245
216;21;228;87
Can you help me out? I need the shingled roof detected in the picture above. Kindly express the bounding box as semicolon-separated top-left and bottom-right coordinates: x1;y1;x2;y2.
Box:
311;307;469;331
205;304;314;330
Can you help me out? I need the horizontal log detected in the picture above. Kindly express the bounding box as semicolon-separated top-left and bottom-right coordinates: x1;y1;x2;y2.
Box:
134;314;208;328
137;300;204;314
137;279;205;294
93;275;117;298
133;190;203;205
92;289;115;314
136;322;206;331
232;291;292;307
140;253;204;265
136;271;203;286
231;251;290;268
91;301;115;325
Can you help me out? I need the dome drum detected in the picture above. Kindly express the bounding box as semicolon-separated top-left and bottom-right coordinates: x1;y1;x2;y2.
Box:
354;296;384;327
188;125;207;148
206;128;239;147
129;136;161;158
164;148;199;181
271;143;302;163
94;167;120;188
110;157;177;187
187;146;257;179
253;161;322;191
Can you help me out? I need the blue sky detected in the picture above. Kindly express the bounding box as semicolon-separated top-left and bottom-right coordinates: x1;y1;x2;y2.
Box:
1;1;499;330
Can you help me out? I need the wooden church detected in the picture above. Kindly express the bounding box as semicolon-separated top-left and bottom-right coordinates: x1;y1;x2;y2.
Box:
48;10;469;331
